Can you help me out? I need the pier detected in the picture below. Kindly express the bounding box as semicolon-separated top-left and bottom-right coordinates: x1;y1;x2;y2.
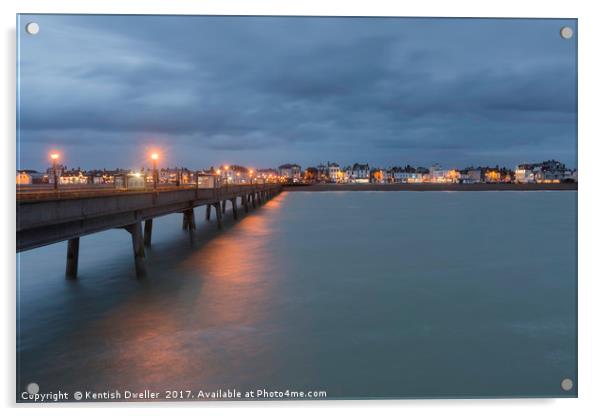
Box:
16;184;282;278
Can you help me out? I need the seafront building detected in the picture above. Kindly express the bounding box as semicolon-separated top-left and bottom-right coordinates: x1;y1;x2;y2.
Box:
57;169;90;185
514;160;576;184
349;163;370;183
16;170;45;185
278;164;302;182
17;159;577;186
327;162;342;183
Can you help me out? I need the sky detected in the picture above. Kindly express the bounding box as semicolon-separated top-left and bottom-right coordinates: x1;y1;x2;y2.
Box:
17;15;577;171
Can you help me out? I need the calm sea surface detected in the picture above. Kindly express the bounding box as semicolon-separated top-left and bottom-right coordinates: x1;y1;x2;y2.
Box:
17;191;577;399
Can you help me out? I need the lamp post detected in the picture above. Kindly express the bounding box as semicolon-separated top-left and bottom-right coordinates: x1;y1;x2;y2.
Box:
224;165;229;187
151;152;159;190
50;152;60;191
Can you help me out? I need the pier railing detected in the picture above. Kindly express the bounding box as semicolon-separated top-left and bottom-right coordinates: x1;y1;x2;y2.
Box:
16;183;282;278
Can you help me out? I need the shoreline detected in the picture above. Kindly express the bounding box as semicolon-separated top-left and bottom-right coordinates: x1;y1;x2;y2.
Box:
283;183;578;192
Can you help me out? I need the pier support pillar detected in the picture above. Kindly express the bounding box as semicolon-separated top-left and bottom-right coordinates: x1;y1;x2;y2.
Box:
182;209;196;230
213;203;223;229
222;200;227;214
243;195;249;213
205;204;211;221
126;222;146;278
182;209;196;244
65;237;80;279
143;219;153;247
231;198;238;220
252;193;256;208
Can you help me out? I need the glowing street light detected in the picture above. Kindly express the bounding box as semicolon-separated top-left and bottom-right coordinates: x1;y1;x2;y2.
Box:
49;152;60;190
150;152;159;190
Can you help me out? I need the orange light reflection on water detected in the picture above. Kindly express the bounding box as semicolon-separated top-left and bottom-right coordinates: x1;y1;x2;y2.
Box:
69;193;287;390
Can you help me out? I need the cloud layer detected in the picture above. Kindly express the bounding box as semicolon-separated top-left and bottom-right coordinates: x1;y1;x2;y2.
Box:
17;15;577;170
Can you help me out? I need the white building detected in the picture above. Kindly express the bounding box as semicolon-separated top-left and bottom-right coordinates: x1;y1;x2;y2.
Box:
429;164;455;183
278;164;302;182
327;162;341;183
515;163;537;184
350;163;370;183
392;171;424;183
59;169;90;184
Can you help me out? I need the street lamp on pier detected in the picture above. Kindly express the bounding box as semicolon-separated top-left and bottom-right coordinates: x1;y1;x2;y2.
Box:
50;152;60;191
151;152;159;190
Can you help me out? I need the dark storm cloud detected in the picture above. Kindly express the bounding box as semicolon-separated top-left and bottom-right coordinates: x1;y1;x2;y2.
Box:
17;15;577;170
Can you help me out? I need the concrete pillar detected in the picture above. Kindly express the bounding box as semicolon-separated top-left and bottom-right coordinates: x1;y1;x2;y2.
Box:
182;209;196;230
205;204;211;221
214;203;223;229
222;200;227;214
126;222;146;278
144;219;153;247
231;198;238;220
65;237;80;279
182;208;196;244
243;195;249;213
